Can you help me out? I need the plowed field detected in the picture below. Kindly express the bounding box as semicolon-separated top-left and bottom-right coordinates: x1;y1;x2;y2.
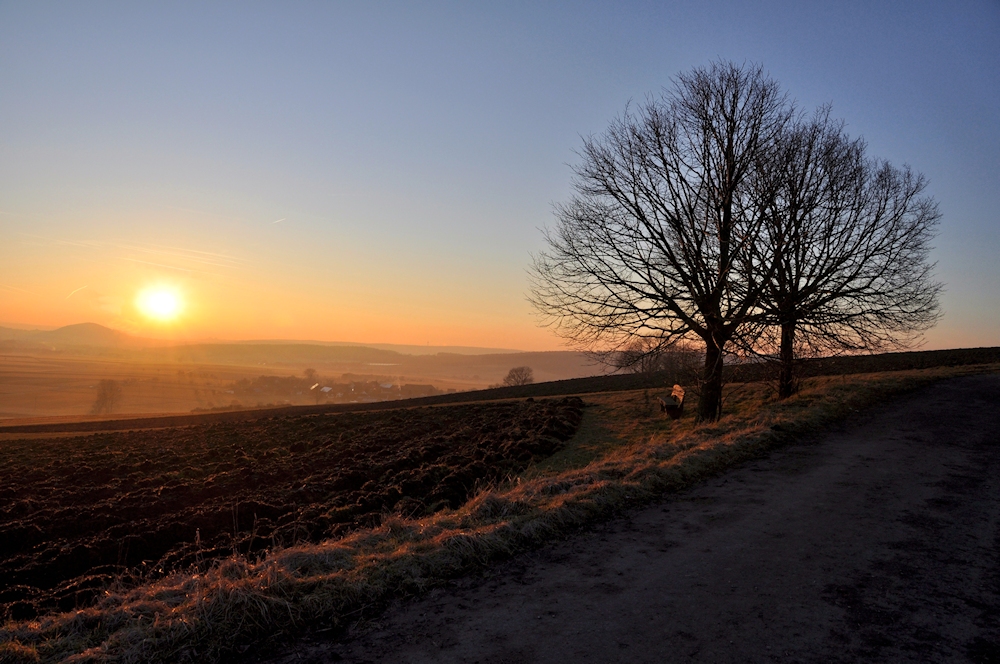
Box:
0;397;583;622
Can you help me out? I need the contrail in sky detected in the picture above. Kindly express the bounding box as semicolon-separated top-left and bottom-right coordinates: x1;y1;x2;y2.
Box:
272;218;286;224
66;285;88;299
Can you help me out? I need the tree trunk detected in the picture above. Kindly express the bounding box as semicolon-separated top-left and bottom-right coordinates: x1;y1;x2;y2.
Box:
778;321;796;399
697;339;724;422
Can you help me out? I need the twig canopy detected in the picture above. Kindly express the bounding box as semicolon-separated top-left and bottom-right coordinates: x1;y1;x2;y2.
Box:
530;61;792;421
748;107;942;397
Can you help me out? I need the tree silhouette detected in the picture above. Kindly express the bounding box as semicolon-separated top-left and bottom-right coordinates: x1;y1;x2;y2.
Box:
90;379;123;415
530;61;791;421
502;366;534;387
752;107;941;397
608;337;701;379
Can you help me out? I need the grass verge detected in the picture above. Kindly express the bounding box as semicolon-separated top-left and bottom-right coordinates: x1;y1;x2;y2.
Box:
1;364;997;663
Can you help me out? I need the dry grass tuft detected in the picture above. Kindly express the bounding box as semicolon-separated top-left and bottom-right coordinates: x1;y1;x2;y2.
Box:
2;364;995;663
0;640;41;664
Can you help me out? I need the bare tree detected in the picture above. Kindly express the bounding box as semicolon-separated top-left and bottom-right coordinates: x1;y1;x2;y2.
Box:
530;61;792;421
502;366;534;387
90;379;123;415
751;107;942;398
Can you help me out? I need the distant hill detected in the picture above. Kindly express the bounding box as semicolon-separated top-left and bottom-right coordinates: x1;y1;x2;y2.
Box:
230;339;523;356
0;322;602;385
39;323;147;347
144;343;407;366
0;323;162;348
0;323;522;355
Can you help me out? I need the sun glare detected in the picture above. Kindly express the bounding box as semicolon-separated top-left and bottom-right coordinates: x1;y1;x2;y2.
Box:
137;287;183;322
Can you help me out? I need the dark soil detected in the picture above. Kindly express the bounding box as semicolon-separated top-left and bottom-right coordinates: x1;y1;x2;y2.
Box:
0;397;583;622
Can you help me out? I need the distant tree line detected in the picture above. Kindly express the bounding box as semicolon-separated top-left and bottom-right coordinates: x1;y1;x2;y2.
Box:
488;366;535;389
530;61;940;421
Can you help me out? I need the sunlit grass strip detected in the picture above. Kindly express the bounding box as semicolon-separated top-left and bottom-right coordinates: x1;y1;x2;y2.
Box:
1;364;996;664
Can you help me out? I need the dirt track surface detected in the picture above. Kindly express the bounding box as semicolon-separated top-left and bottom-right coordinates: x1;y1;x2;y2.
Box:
271;373;1000;663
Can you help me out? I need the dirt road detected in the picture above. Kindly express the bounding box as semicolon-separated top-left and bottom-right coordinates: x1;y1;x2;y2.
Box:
272;373;1000;663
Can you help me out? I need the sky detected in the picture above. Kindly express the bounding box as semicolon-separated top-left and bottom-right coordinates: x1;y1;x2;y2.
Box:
1;1;997;351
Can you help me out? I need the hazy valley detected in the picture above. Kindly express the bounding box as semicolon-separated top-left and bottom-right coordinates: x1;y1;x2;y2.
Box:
0;323;600;422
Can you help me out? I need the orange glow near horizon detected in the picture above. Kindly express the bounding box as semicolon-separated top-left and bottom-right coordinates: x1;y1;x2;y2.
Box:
0;216;576;350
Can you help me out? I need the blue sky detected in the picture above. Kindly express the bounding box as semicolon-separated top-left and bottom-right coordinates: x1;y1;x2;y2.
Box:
1;1;997;349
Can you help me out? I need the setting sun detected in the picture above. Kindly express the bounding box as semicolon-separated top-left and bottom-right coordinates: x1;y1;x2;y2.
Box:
136;287;183;322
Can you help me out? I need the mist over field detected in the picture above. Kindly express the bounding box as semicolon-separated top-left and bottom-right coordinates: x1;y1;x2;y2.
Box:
0;323;600;421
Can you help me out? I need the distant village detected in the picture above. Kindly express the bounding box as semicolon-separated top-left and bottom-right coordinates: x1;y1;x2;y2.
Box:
218;371;453;408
